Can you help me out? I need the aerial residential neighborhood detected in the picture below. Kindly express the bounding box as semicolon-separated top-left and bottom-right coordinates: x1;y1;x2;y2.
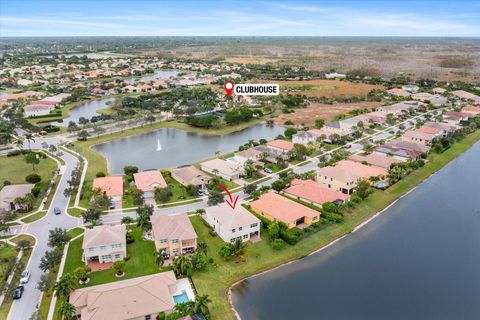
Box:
1;1;480;320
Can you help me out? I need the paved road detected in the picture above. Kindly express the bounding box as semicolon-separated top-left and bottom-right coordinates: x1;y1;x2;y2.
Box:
7;133;81;320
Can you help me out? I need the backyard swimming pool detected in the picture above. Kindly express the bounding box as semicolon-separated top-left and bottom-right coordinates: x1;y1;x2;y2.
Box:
173;291;190;305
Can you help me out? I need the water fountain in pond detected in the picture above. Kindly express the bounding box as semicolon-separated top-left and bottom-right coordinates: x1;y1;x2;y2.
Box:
156;138;162;151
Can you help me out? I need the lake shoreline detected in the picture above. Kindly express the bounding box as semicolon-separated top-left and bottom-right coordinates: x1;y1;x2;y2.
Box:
224;132;480;320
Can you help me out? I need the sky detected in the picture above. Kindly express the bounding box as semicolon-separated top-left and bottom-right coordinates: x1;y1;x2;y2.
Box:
1;0;480;37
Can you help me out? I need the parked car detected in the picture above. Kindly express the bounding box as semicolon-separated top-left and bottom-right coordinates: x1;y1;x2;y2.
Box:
53;207;61;215
13;286;24;299
20;270;30;284
264;168;273;174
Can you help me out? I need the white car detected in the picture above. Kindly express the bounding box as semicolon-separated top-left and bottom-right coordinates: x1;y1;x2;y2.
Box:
20;270;30;284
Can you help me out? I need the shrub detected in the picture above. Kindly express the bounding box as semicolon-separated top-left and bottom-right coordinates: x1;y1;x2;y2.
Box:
123;255;131;261
271;238;286;250
323;211;345;223
95;171;106;177
279;229;298;245
126;233;135;244
3;180;11;186
25;173;42;184
31;186;41;197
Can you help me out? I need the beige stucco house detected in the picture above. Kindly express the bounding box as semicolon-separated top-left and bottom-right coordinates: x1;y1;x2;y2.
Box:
150;213;197;257
82;224;127;265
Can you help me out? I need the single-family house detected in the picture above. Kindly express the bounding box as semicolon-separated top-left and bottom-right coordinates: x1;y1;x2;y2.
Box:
82;224;127;265
150;213;197;257
292;129;329;145
450;90;480;105
133;170;167;199
433;87;446;95
250;192;320;228
374;144;422;161
24;104;55;117
234;148;263;164
443;111;471;125
348;153;403;169
422;121;460;137
266;140;294;155
323;121;355;137
461;105;480;116
411;92;447;106
386;139;431;154
0;184;34;214
92;176;123;208
317;160;386;195
387;88;411;98
203;203;260;243
69;271;194;320
401;128;441;146
200;158;243;181
170;166;210;190
283;179;349;208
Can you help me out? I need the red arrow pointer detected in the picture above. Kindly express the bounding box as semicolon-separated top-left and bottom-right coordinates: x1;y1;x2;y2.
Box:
215;182;239;209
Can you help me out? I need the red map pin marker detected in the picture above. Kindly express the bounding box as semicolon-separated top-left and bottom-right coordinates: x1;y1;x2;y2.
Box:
224;81;234;96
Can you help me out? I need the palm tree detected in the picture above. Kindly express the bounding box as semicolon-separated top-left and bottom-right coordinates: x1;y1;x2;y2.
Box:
136;214;152;232
194;294;211;314
231;239;248;258
54;274;77;300
24;133;35;150
58;301;76;320
197;242;208;256
154;248;166;267
172;254;193;277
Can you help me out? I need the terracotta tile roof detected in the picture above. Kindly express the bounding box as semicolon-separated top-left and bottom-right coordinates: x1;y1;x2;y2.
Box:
82;224;126;249
133;170;167;192
250;192;320;224
284;179;349;205
170;166;210;186
150;213;197;241
92;176;123;197
266;139;294;151
334;160;388;179
69;271;178;320
348;154;402;169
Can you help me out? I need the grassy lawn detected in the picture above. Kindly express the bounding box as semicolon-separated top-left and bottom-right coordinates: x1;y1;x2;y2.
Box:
10;234;35;247
0;154;57;218
190;129;480;320
62;226;160;287
0;246;34;319
0;154;57;185
20;210;48;223
67;207;85;217
67;227;85;239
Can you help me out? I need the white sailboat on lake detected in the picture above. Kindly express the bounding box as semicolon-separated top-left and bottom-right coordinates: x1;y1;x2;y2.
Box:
156;138;162;151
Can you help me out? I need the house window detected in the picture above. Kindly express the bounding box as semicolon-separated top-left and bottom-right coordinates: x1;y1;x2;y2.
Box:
100;246;106;251
231;228;236;233
313;216;318;221
112;243;122;249
172;248;179;254
239;227;242;231
172;239;179;244
250;223;258;228
88;248;94;252
114;254;121;259
243;234;248;239
145;316;151;320
160;239;168;244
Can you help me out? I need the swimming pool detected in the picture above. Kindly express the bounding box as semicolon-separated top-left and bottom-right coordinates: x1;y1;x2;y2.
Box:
226;157;240;165
173;291;190;304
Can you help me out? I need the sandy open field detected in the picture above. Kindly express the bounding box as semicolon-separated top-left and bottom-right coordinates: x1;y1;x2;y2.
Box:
274;101;383;127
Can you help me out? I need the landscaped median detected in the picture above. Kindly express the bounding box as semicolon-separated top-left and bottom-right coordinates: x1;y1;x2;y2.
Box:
189;129;480;320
